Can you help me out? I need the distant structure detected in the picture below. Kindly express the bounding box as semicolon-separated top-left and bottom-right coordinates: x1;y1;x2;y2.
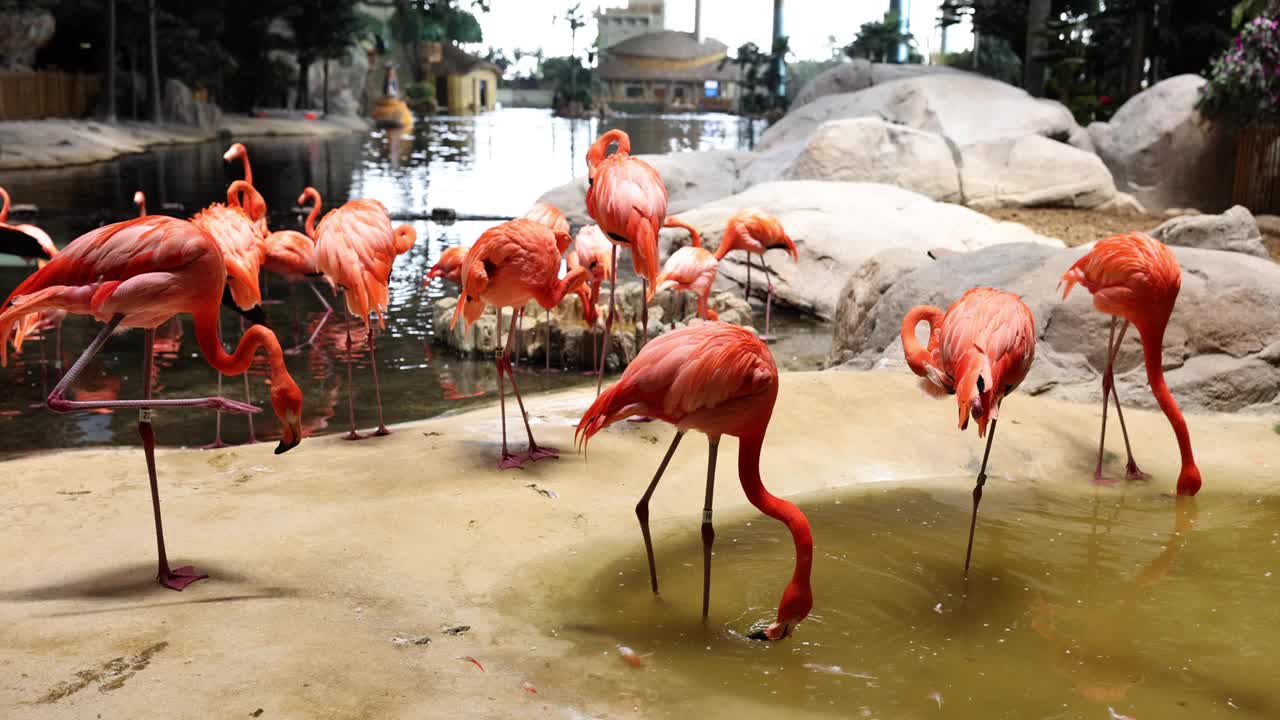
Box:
427;44;500;114
595;0;666;51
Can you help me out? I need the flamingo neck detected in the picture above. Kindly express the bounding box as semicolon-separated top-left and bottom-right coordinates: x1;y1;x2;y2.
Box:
239;154;253;186
714;232;734;261
587;129;629;168
194;307;287;381
0;187;8;223
900;305;944;380
1138;323;1199;489
305;196;322;239
737;433;813;593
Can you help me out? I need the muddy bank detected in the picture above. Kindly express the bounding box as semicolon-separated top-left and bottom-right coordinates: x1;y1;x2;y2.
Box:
0;115;369;171
0;371;1274;719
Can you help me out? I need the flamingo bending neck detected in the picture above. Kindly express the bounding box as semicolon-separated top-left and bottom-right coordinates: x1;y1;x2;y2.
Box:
193;307;287;380
587;129;630;168
1137;322;1200;495
737;433;813;631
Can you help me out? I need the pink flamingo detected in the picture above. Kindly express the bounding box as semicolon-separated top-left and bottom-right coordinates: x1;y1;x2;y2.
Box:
451;218;587;469
426;246;470;286
314;198;417;438
263;187;332;351
0;216;302;590
566;224;612;373
656;216;720;322
223;143;269;236
577;322;812;640
0;187;57;261
902;287;1036;574
585;129;667;391
716;209;798;339
522;202;572;370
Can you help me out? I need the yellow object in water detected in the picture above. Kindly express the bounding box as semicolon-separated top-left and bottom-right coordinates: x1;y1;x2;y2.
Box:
371;97;413;129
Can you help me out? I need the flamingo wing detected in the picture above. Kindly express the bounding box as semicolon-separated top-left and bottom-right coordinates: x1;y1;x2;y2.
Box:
191;204;266;309
1060;233;1181;322
587;157;668;284
656;246;717;293
263;229;319;278
314;199;401;325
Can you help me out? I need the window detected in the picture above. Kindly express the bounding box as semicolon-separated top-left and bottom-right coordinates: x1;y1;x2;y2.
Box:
626;85;644;98
703;80;719;98
673;86;686;99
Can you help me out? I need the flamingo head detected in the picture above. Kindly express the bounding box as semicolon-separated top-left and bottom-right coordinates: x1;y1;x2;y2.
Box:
768;231;799;262
554;229;573;256
297;186;320;209
227;180;268;226
133;191;146;215
575;283;598;325
224;257;264;312
223;143;247;164
1176;465;1202;496
456;291;487;328
269;373;304;454
955;350;995;437
749;581;813;642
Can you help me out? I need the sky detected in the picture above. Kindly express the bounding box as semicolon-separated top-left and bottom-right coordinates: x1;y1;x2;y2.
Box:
480;0;975;72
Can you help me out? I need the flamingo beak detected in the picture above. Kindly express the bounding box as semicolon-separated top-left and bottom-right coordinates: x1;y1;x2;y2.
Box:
748;622;790;641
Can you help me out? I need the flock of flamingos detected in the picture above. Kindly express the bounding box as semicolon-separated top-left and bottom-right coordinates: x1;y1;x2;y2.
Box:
0;128;1201;642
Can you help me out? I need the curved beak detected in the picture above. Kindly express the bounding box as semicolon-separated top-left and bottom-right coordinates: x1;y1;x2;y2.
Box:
275;418;302;454
748;622;790;641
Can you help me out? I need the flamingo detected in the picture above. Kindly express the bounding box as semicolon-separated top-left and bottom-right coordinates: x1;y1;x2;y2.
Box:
191;179;271;447
0;187;57;261
0;215;303;590
1060;233;1201;496
426;246;470;286
567;225;612;373
901;287;1036;574
314;198;417;438
716;209;798;340
263;187;332;351
576;322;812;640
585;129;667;392
656;216;719;322
134;190;147;216
522;202;571;370
451;218;587;469
223;143;269;236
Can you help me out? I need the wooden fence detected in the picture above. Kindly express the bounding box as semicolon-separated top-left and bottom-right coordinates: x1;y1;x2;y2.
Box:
0;72;101;121
1233;122;1280;215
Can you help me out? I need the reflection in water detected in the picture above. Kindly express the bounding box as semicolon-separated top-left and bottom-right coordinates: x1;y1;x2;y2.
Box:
0;110;762;453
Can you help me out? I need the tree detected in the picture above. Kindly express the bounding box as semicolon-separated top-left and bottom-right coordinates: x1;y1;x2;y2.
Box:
556;3;587;100
391;0;489;81
287;0;361;113
845;12;916;64
1024;0;1052;95
148;0;160;122
105;0;117;122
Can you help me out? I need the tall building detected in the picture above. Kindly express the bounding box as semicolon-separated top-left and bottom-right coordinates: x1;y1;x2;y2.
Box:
595;0;666;51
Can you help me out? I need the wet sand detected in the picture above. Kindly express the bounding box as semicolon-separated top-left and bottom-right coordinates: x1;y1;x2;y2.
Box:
1;371;1276;719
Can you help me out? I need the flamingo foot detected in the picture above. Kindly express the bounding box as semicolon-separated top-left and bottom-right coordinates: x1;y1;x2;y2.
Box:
498;452;527;470
524;445;559;462
343;430;364;441
1091;470;1119;487
1125;463;1152;481
373;426;391;437
757;333;779;344
202;439;228;450
159;565;208;591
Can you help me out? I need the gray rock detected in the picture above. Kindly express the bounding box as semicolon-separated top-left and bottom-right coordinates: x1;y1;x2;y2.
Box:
959;134;1116;209
828;242;1280;413
1150;205;1268;258
791;60;960;108
0;7;55;70
162;78;222;129
1096;192;1147;216
1089;75;1235;213
784;118;961;202
536;149;755;226
1255;213;1280;235
660;181;1062;320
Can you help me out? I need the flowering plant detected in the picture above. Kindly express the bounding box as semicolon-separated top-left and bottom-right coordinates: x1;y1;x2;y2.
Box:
1198;16;1280;123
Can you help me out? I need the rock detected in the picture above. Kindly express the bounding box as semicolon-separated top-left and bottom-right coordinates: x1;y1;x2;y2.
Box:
750;73;1081;189
783;118;961;202
0;7;55;70
791;60;960;108
1149;205;1268;258
163;79;222;129
1066;124;1095;154
1096;192;1147;216
536;150;755;226
1088;75;1235;213
660;181;1063;320
828;242;1280;413
959;134;1117;209
306;45;371;116
1253;213;1280;236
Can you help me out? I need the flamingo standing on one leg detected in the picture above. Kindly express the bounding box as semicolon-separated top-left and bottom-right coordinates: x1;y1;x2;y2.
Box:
451;218;587;469
716;209;797;340
901;287;1036;575
263;187;332;351
0;215;303;590
585;129;667;392
522;202;571;370
576;322;812;640
656;216;719;322
314;198;417;439
567;225;612;374
1060;233;1201;496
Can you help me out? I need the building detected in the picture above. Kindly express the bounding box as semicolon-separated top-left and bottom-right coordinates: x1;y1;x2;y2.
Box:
597;31;738;113
426;43;500;114
596;0;666;51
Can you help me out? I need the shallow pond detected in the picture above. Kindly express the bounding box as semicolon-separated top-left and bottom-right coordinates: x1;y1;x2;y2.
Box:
559;482;1280;719
0;110;805;454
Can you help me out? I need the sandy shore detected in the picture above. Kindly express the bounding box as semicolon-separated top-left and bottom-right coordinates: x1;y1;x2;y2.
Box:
0;115;369;171
1;370;1275;719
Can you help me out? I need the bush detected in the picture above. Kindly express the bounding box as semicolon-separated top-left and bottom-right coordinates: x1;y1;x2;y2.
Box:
1199;15;1280;123
404;81;435;103
940;36;1021;87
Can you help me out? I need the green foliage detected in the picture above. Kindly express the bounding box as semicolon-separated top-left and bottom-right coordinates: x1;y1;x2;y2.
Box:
390;1;486;45
724;37;790;114
542;55;594;108
845;12;917;64
940;35;1022;86
404;80;435;102
1198;15;1280;123
1234;0;1280;27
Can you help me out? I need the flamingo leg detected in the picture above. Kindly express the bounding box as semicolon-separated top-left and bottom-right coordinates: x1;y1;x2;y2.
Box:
494;308;523;470
701;437;719;618
342;306;360;440
240;317;257;444
501;311;558;463
207;373;228;449
963;418;998;577
290;282;301;347
640;279;648;347
294;280;333;352
761;257;776;340
369;324;390;435
139;328;208;591
745;255;752;301
54;321;63;374
545;307;551;371
46;314;257;415
1107;321;1149;481
596;245;619;395
636;430;685;595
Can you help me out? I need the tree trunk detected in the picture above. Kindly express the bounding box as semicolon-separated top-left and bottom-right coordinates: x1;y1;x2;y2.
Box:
128;45;138;119
298;60;311;110
148;0;161;123
105;0;117;122
1024;0;1051;96
322;60;330;115
1124;4;1150;97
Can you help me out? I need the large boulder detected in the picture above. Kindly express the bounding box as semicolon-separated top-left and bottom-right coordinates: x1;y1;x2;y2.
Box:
659;181;1063;320
536;149;754;226
1088;75;1235;213
960;134;1117;209
828;242;1280;413
163;79;222;129
307;45;371;116
791;60;960;108
0;7;54;70
783;118;961;202
1149;205;1268;258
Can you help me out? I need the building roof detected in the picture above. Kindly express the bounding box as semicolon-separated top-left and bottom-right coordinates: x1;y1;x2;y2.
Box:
607;30;728;61
597;55;737;83
434;43;500;76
